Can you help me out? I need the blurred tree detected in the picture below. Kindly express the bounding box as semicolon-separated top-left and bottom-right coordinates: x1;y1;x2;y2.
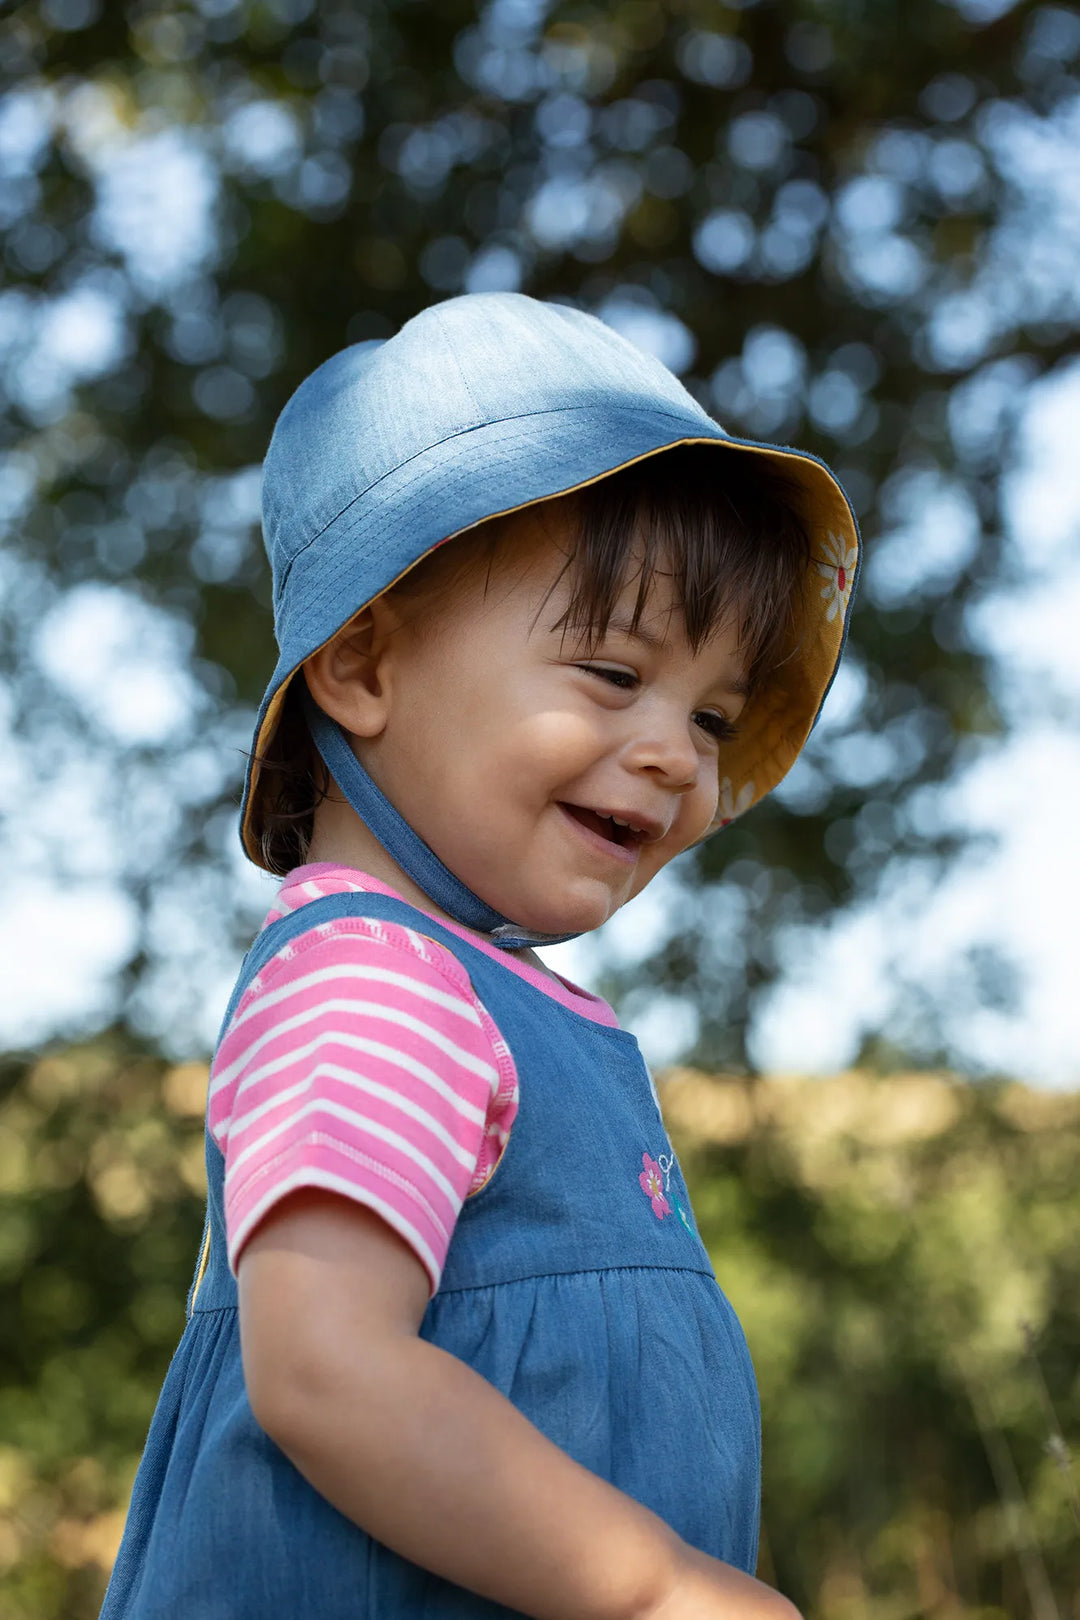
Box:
2;1041;1078;1617
1;0;1078;1065
0;1035;206;1619
664;1067;1080;1618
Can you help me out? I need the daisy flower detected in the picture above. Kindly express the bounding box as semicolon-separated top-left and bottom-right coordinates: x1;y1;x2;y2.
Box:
718;776;755;828
815;530;857;623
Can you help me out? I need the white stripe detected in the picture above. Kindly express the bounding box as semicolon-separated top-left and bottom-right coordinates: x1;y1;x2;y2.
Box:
228;1167;441;1290
217;1029;493;1138
225;957;482;1040
244;1023;488;1127
230;1060;479;1170
212;995;495;1101
212;1026;490;1151
403;925;446;962
229;1094;464;1210
228;1027;489;1126
268;877;356;917
300;879;329;903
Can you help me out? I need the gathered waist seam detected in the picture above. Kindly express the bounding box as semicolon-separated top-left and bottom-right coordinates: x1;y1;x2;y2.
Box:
433;1261;718;1296
188;1260;718;1314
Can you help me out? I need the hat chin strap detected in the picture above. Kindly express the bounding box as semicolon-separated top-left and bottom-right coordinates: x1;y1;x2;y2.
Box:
301;690;582;952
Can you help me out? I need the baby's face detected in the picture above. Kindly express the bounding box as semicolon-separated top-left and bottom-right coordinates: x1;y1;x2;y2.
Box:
359;508;751;937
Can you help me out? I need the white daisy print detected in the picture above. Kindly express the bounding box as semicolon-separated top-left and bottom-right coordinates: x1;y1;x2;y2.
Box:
815;531;857;622
718;776;755;827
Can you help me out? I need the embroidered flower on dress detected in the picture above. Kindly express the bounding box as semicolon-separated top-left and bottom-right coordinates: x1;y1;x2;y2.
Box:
718;776;755;828
815;531;857;623
639;1153;671;1219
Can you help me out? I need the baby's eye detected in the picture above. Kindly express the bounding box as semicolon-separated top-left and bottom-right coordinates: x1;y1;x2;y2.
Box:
576;664;638;690
694;712;739;744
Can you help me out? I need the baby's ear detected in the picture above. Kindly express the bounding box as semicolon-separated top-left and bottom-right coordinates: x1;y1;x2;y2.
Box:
303;603;399;738
331;606;376;663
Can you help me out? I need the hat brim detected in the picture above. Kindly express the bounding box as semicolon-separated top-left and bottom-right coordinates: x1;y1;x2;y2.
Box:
241;403;859;868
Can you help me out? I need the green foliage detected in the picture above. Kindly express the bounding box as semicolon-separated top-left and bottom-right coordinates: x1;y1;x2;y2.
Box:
2;1042;1078;1617
664;1068;1080;1617
0;1037;206;1620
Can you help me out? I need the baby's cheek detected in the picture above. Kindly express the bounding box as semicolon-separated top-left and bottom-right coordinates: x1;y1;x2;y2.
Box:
667;791;719;861
517;710;602;778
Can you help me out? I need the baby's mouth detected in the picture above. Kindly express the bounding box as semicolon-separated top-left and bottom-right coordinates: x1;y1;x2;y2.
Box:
558;804;640;848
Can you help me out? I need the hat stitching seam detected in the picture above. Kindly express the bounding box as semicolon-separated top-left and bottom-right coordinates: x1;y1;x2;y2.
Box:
432;305;483;419
271;401;728;605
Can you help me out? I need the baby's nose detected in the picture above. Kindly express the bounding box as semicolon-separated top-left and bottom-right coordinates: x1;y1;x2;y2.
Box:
624;721;700;792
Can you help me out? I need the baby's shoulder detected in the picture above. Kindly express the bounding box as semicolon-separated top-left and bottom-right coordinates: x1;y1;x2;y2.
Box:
209;904;512;1131
244;904;479;1009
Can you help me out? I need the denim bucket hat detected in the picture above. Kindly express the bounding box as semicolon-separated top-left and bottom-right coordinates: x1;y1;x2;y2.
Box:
242;291;860;872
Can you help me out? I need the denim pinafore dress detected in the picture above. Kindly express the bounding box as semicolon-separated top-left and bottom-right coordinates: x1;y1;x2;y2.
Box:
100;892;761;1618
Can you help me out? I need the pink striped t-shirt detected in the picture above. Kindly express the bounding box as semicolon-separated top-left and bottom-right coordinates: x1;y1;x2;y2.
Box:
208;863;619;1295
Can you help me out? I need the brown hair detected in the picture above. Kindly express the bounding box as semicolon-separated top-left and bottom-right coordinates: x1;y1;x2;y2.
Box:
249;445;811;874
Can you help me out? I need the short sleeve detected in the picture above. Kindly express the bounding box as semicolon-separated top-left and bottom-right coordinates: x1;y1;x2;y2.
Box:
207;916;519;1295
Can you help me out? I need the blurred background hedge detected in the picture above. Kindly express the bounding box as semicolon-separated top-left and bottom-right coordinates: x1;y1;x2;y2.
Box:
1;1046;1078;1618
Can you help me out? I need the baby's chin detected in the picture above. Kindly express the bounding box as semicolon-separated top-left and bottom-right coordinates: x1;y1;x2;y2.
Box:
485;877;633;939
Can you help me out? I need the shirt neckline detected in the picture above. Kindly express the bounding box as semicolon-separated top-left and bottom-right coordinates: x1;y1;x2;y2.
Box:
269;863;621;1028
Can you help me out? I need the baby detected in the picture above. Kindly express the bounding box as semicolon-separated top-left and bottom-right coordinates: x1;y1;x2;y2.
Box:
100;293;860;1620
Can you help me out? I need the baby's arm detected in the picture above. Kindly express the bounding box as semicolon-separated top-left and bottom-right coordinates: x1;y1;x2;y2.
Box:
239;1188;801;1620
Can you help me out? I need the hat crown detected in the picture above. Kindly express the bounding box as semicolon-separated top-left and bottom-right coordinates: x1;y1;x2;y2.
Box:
261;293;715;603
